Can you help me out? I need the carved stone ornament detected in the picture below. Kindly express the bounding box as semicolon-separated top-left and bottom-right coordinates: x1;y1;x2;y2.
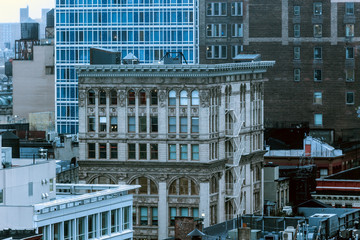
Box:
79;90;86;107
159;90;166;108
200;90;210;107
118;90;126;107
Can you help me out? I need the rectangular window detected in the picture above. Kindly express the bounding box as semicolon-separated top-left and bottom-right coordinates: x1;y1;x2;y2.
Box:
0;189;3;203
206;45;227;59
294;69;301;81
231;24;243;37
110;143;117;159
207;24;227;37
192;144;199;160
170;207;176;226
88;214;97;239
314;47;322;59
128;143;136;159
111;210;117;233
231;2;243;16
314;2;322;15
180;117;188;133
28;182;33;196
77;217;86;240
123;207;130;230
294;47;300;60
169;144;176;160
110;116;117;132
180;144;188;160
314;69;322;81
346;24;354;37
99;116;107;132
346;92;355;104
346;69;355;82
150;144;158;160
294;24;300;37
151;116;158;133
207;2;227;16
152;207;158;226
101;212;109;236
139;116;147;133
181;207;189;216
346;3;354;15
88;143;95;158
314;24;322;37
139;144;147;159
64;220;74;240
169;116;176;133
191;117;199;133
314;92;322;104
128;116;135;132
346;47;354;59
231;45;243;58
99;143;106;159
140;207;148;225
49;178;54;192
294;5;300;16
88;116;95;132
314;114;323;126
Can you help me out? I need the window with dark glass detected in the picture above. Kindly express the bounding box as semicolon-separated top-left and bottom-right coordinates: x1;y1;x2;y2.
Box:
346;92;355;104
110;90;117;105
151;89;158;105
88;116;95;132
88;90;95;105
139;116;147;132
139;144;147;159
314;69;322;81
151;144;158;160
128;143;136;159
128;90;135;105
139;89;146;105
151;116;158;132
313;2;322;15
99;143;106;159
110;143;117;159
346;2;354;15
152;207;158;226
99;90;106;105
88;143;95;158
346;47;354;59
314;47;322;59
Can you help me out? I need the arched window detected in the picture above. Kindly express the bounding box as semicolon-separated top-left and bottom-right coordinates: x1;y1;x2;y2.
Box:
89;176;115;184
110;89;117;105
99;90;106;105
150;89;158;105
210;176;219;194
169;90;176;106
168;177;199;195
139;89;146;105
88;89;95;105
128;89;135;105
191;90;199;105
180;90;188;105
129;177;158;195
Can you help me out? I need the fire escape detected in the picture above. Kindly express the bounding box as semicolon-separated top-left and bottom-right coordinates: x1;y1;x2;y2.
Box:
225;101;246;218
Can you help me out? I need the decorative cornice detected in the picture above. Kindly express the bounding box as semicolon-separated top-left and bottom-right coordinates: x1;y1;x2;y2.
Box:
76;62;276;78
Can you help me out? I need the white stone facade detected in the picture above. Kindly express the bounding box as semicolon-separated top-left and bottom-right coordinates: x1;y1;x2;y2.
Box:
77;61;275;239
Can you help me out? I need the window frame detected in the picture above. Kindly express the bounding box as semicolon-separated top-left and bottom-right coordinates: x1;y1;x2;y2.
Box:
231;2;243;16
313;24;322;38
110;143;117;159
346;47;354;59
346;92;355;105
294;46;300;60
110;116;117;132
314;113;323;126
192;144;199;161
314;69;322;81
150;144;158;160
128;143;136;159
139;143;147;160
346;2;354;15
346;69;355;82
88;143;95;159
294;69;301;81
180;144;188;160
128;116;135;133
168;116;176;133
294;24;300;38
169;144;176;160
99;143;106;159
313;2;322;16
314;47;322;60
346;24;354;37
293;5;300;16
314;92;322;105
191;117;199;133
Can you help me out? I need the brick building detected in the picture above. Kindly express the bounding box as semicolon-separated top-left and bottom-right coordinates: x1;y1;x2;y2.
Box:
76;61;275;239
199;0;360;143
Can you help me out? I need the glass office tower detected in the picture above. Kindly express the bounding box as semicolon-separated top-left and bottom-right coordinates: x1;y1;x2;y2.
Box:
55;0;199;133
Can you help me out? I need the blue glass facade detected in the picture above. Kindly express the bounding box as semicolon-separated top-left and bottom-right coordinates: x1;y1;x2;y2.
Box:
55;0;199;133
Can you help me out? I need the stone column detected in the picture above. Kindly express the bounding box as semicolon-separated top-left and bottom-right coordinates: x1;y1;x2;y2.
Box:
281;0;289;45
199;182;210;227
218;172;225;223
158;182;168;239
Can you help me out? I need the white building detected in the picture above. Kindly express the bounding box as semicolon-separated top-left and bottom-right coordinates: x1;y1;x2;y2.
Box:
0;135;139;240
77;61;275;239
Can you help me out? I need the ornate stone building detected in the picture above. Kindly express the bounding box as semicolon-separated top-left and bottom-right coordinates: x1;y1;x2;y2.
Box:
76;61;275;240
